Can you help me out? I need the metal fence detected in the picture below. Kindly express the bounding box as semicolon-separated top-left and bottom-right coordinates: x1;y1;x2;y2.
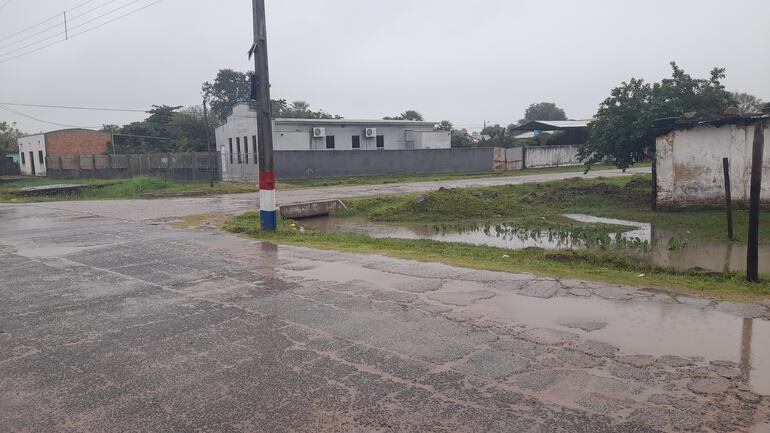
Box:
0;158;20;175
46;152;221;181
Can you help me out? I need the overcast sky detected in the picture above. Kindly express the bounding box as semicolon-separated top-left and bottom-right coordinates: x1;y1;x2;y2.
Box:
1;0;769;133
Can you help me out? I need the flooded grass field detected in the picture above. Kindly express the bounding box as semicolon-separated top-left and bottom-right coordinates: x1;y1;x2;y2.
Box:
301;214;770;274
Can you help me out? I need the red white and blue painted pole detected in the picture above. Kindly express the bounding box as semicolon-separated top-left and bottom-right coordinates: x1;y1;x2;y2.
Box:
251;0;276;231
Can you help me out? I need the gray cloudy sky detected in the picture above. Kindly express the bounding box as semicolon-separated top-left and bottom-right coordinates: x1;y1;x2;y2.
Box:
1;0;769;133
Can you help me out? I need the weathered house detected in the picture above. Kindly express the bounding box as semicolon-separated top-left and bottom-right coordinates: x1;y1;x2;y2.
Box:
653;114;770;208
17;129;110;176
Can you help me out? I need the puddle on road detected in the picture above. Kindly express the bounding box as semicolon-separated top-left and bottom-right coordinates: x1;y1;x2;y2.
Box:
301;215;770;274
280;258;770;395
470;292;770;394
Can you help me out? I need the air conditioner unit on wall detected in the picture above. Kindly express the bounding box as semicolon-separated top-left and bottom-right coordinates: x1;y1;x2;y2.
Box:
312;127;326;138
365;128;376;138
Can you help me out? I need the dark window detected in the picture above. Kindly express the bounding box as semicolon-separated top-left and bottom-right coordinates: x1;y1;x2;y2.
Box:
252;135;257;163
20;152;25;164
228;138;233;164
236;137;242;163
38;151;44;164
243;136;249;164
376;135;385;149
352;135;361;149
326;135;335;149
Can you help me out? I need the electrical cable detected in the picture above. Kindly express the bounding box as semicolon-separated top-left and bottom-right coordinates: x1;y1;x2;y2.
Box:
0;0;123;52
0;0;163;64
0;104;101;129
0;0;143;57
0;0;95;43
0;102;148;112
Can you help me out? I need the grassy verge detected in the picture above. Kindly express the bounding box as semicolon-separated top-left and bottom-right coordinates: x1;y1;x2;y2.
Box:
222;213;770;303
0;177;257;202
338;175;770;243
277;164;626;188
0;164;631;202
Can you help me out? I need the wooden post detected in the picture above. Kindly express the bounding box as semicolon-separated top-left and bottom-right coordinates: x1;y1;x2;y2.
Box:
723;157;734;241
747;120;765;282
192;152;198;182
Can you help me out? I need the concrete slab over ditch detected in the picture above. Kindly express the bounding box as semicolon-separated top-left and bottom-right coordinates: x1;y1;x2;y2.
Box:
0;199;768;433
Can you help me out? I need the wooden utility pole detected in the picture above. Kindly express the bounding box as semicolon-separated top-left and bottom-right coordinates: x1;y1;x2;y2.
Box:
203;96;214;188
747;119;765;282
251;0;276;230
723;157;734;241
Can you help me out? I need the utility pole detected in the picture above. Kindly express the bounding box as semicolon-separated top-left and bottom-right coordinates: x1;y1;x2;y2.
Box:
110;127;117;157
251;0;276;230
202;95;214;188
747;119;765;282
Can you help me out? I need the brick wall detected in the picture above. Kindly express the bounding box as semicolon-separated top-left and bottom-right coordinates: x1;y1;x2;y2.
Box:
45;129;110;157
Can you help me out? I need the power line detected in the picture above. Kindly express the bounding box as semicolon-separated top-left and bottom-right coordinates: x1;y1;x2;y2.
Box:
0;0;123;52
0;102;148;112
0;0;164;64
0;104;100;129
0;0;95;43
0;0;141;57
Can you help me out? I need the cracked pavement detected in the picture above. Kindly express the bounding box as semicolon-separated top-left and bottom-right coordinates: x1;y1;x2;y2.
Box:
3;176;770;432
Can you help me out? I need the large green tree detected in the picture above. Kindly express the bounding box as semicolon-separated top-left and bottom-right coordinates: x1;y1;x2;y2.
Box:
519;102;567;124
579;62;734;169
202;69;252;123
203;69;339;122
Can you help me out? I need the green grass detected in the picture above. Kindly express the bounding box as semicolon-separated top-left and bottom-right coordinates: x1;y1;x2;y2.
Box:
222;212;770;303
0;176;258;202
0;163;629;202
278;164;624;188
337;175;770;244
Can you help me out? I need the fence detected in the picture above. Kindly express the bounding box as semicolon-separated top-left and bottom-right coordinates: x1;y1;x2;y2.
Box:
0;157;20;175
523;145;582;168
273;148;496;180
46;152;221;181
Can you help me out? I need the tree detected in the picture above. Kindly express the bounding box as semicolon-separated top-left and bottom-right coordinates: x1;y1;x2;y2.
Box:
731;92;764;114
450;128;472;148
579;62;734;169
0;121;20;156
202;69;252;122
384;110;424;121
519;102;567;124
437;120;453;131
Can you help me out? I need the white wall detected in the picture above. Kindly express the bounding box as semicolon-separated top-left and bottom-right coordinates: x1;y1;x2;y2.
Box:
214;104;450;180
655;123;770;207
17;134;46;176
524;145;582;168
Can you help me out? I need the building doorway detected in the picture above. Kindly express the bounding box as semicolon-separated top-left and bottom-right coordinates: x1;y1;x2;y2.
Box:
29;151;36;175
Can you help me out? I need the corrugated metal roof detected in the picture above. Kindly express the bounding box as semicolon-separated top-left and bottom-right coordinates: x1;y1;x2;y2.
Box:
513;120;591;131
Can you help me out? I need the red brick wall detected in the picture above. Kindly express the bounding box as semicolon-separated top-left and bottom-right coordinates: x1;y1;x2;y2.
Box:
45;129;110;157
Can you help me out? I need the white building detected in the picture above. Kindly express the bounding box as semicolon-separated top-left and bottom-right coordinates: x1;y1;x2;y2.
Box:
214;104;450;179
654;114;770;208
17;133;47;176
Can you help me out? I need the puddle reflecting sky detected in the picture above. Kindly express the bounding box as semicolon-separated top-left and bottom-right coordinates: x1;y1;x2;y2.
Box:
301;215;770;274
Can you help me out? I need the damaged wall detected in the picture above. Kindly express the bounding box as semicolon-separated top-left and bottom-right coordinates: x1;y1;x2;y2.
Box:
655;123;770;208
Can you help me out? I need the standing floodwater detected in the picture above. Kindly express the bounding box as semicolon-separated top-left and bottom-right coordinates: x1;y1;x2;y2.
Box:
300;214;770;274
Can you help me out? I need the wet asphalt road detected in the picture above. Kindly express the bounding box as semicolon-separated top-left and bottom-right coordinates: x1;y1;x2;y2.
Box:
24;167;649;221
3;168;770;432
